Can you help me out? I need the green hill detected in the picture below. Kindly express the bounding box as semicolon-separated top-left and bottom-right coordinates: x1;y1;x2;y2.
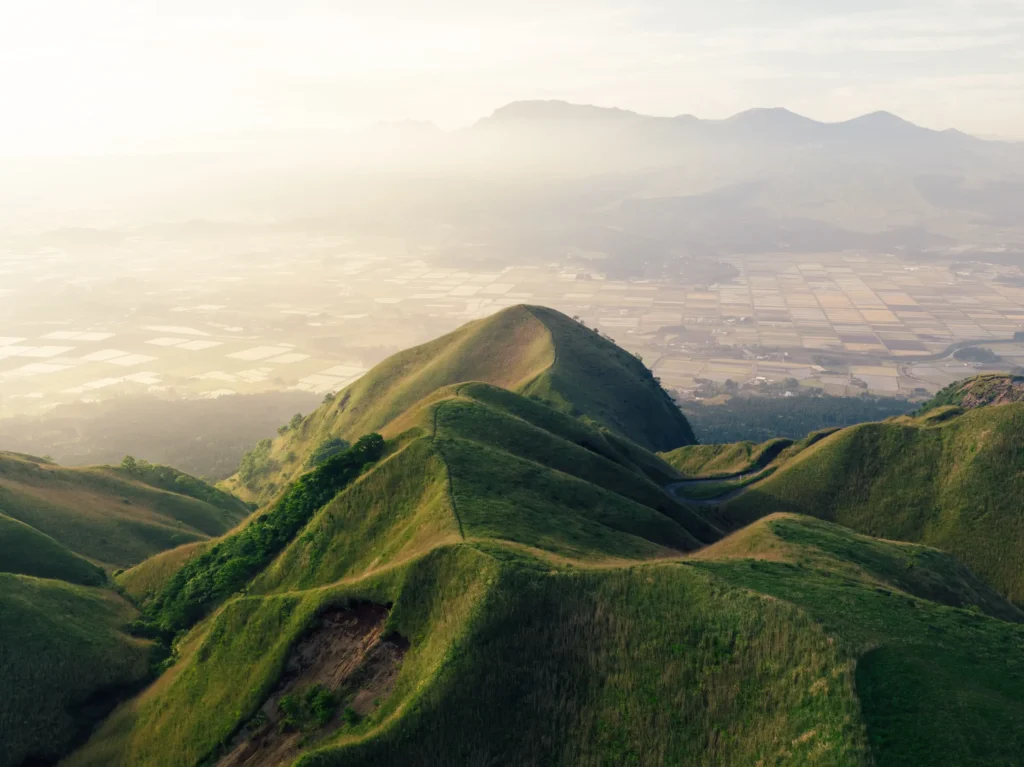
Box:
65;363;1024;767
0;574;152;767
222;305;695;504
0;452;251;569
6;329;1020;767
67;487;1024;767
0;512;106;586
720;395;1024;603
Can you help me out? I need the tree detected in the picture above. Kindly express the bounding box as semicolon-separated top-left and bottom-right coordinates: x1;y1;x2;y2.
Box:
289;413;304;430
121;455;138;473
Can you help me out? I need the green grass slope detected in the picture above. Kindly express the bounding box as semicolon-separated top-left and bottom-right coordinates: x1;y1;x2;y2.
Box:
116;540;213;604
67;384;1024;767
693;516;1024;767
0;452;250;568
0;512;106;586
70;509;1024;767
222;305;695;504
250;383;716;596
662;438;793;478
0;574;152;767
720;401;1024;604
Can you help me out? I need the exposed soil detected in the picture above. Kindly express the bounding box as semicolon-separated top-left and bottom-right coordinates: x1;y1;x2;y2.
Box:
217;602;408;767
958;376;1024;409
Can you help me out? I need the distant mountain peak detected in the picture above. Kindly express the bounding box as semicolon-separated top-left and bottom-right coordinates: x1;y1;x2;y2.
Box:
484;100;641;123
727;107;817;124
840;110;920;129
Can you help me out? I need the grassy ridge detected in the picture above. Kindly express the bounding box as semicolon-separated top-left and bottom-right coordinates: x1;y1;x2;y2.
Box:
0;512;106;586
300;562;866;767
662;438;793;478
0;574;152;767
144;435;385;633
222;305;695;504
54;361;1024;766
0;452;250;568
696;531;1024;766
116;541;212;604
66;546;498;767
722;403;1024;603
516;306;696;451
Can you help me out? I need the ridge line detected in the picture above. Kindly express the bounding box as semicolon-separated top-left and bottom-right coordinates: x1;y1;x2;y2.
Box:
431;387;467;540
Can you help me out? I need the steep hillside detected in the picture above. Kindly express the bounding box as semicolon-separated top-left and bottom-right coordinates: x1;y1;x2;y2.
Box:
116;540;213;604
0;452;250;569
65;378;1024;767
0;574;152;767
721;397;1024;603
223;305;694;504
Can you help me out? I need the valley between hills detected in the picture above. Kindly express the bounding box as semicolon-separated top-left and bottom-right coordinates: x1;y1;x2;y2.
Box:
2;305;1023;767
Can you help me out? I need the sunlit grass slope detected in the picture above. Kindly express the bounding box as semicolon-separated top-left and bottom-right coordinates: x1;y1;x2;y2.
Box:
0;511;105;585
255;382;715;595
223;305;695;504
68;377;1024;766
721;401;1024;603
70;511;1024;767
0;574;151;767
0;452;249;568
116;540;212;604
694;515;1024;767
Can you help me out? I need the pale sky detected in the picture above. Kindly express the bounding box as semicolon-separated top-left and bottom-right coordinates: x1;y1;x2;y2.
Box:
2;0;1022;155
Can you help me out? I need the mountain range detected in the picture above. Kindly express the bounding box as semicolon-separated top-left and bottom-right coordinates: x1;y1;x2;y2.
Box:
2;307;1024;766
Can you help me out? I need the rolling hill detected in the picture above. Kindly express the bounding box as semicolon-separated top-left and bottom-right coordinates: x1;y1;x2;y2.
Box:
720;376;1024;604
0;456;251;766
0;512;106;586
0;452;251;569
49;329;1023;767
222;305;695;504
0;574;152;767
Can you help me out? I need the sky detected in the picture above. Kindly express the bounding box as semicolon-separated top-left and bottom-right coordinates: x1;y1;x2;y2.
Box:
1;0;1022;155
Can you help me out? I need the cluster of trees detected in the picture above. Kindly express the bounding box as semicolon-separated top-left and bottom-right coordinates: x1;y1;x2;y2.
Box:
238;439;276;488
144;434;385;635
679;393;914;444
953;347;1002;363
305;437;350;468
277;412;305;436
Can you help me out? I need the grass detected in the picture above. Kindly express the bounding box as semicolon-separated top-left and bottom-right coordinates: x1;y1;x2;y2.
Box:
0;573;152;767
0;451;250;569
695;536;1024;766
116;540;212;604
721;401;1024;603
301;562;867;767
221;305;696;504
143;435;384;633
661;438;793;478
53;350;1024;766
0;511;106;586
